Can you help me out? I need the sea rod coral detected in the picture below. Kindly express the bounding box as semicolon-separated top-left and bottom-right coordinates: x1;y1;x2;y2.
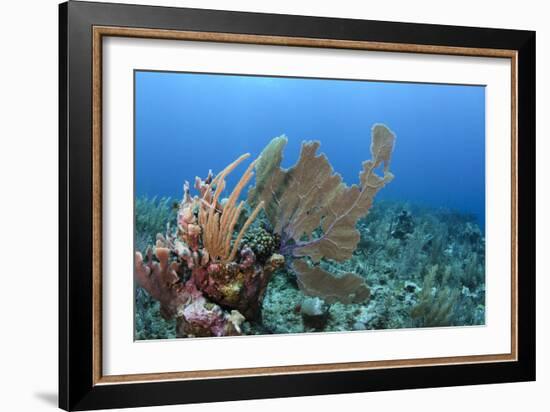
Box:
135;124;395;337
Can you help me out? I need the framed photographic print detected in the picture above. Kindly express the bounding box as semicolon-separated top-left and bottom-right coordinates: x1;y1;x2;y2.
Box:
59;1;536;410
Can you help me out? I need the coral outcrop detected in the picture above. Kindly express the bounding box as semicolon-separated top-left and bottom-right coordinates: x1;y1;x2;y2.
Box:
135;154;284;337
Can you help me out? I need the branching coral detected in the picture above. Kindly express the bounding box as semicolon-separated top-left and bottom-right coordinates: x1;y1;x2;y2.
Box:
249;124;395;304
135;246;184;319
195;154;264;263
175;153;263;264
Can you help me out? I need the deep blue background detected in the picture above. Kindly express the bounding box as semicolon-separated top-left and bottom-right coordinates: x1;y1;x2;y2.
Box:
135;71;485;227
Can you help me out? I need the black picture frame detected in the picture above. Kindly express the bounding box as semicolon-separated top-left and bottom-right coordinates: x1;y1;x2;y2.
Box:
59;1;536;410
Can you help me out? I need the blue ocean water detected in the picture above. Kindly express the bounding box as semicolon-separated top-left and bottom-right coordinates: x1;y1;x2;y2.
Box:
135;71;485;229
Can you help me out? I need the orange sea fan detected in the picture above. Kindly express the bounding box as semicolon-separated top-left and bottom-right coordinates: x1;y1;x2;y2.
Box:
249;124;396;304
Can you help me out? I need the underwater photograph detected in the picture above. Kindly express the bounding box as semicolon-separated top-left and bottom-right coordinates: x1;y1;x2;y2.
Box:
133;70;486;340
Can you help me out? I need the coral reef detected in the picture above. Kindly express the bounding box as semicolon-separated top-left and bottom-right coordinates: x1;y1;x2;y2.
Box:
134;124;486;339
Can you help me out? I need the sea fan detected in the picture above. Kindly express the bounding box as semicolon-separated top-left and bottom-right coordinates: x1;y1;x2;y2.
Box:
249;124;395;304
